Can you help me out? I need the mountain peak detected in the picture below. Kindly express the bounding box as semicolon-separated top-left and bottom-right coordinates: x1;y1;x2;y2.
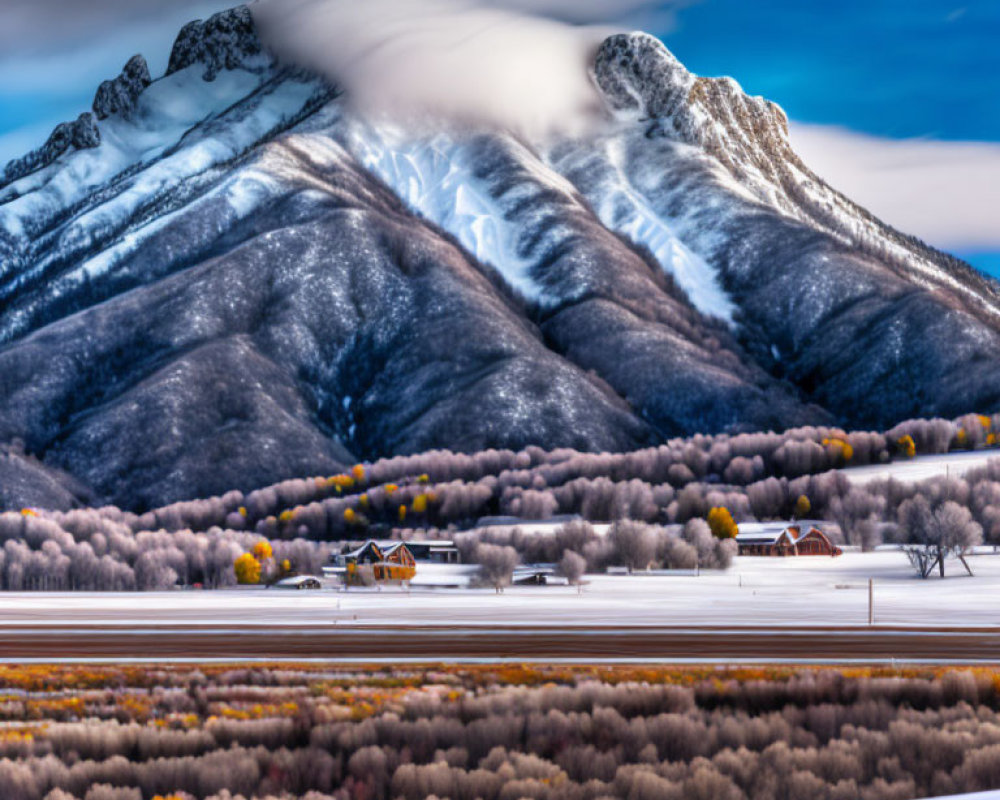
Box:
167;5;262;81
0;112;100;188
92;54;151;120
594;32;694;121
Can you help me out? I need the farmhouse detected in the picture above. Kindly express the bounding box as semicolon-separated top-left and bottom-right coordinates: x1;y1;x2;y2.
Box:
339;540;417;583
736;522;841;557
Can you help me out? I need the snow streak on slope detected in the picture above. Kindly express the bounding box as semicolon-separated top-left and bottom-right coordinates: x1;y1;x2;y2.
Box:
342;117;739;321
343;120;553;304
0;62;330;343
63;169;279;285
49;66;326;288
562;134;736;322
0;60;271;242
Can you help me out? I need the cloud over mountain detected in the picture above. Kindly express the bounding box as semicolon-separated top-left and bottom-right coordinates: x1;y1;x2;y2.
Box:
791;122;1000;251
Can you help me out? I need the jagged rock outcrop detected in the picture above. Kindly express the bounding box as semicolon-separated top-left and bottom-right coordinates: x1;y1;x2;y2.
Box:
92;54;152;120
594;32;695;123
593;32;996;301
167;6;263;80
0;112;99;188
577;32;1000;429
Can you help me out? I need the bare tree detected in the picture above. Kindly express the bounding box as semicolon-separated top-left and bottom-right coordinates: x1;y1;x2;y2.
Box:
609;520;657;573
901;498;983;578
473;544;518;593
558;550;586;592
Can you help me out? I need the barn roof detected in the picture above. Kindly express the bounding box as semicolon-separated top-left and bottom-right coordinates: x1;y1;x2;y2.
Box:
735;523;828;545
344;540;383;560
344;540;416;561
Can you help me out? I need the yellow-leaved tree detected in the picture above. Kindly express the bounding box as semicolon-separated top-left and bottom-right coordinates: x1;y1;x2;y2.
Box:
795;495;811;519
707;507;738;539
234;552;261;585
412;494;429;514
252;539;273;561
822;437;854;464
897;434;916;459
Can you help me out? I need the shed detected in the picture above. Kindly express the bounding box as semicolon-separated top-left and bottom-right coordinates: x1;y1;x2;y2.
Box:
272;575;322;590
403;540;460;564
512;565;569;586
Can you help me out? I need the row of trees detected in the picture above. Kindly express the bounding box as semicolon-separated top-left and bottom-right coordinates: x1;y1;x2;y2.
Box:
7;448;1000;588
3;664;1000;799
0;512;327;591
15;414;994;541
459;518;738;589
3;413;999;588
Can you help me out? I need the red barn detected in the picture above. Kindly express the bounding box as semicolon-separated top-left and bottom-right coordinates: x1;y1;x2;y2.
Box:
736;523;841;557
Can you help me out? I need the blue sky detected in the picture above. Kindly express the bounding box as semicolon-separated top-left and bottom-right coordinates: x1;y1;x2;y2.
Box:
0;0;997;273
658;0;1000;274
662;0;1000;142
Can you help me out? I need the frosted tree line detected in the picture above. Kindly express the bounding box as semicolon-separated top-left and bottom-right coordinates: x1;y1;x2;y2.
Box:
1;414;999;588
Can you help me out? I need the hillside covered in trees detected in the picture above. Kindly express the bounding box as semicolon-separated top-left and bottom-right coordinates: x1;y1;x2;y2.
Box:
2;414;1000;589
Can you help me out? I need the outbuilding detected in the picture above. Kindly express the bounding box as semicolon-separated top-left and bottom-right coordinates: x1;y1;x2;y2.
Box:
272;575;322;590
736;522;841;557
403;540;461;564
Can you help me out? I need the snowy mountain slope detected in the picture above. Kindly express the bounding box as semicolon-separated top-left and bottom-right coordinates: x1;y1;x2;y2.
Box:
337;119;820;436
562;33;1000;426
0;111;659;506
0;7;997;510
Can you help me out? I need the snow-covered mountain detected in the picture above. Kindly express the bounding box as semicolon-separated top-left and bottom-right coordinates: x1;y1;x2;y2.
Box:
2;7;998;510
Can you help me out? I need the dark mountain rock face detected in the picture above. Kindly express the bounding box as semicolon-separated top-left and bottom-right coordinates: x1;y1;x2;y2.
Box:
0;442;91;510
0;9;996;510
167;6;262;80
92;55;152;120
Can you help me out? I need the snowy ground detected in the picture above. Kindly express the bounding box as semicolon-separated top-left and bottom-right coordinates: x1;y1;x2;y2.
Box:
937;793;1000;800
843;450;1000;484
3;551;1000;628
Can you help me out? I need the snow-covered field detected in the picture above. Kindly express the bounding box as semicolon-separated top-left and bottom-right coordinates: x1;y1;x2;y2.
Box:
3;551;1000;628
843;450;1000;484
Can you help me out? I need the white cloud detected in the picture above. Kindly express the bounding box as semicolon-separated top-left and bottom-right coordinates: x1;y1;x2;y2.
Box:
495;0;693;26
790;122;1000;251
251;0;685;139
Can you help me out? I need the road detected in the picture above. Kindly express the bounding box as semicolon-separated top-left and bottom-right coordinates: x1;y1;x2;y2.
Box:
3;624;1000;661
